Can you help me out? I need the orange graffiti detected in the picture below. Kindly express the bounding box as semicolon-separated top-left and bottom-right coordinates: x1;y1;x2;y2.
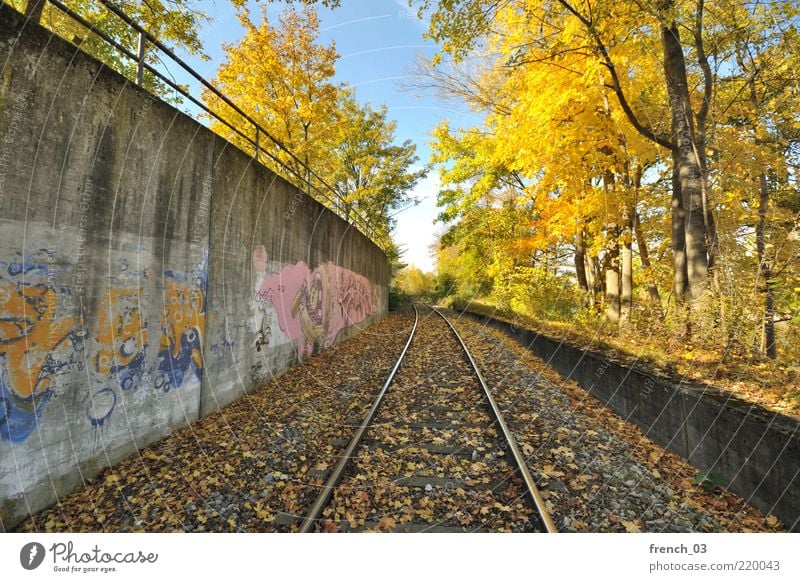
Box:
94;288;148;376
160;280;204;371
0;282;77;398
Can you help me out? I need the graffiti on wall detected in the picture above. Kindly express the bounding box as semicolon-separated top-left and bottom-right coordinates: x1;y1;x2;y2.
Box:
251;246;379;366
0;250;82;443
156;269;206;393
0;248;207;443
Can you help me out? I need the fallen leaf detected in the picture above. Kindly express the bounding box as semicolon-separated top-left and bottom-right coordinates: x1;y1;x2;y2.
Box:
622;520;641;533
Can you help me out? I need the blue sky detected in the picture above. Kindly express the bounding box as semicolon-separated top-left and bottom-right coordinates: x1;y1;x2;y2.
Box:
172;0;480;272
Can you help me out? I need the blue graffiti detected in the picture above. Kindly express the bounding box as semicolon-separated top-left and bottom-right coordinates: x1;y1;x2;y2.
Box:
1;247;210;443
0;377;53;444
153;248;207;392
155;327;203;392
0;248;84;443
108;344;147;392
3;249;53;278
0;329;85;443
85;387;117;428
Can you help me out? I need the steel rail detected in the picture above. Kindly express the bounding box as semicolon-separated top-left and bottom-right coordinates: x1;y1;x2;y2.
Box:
431;306;557;533
299;303;419;532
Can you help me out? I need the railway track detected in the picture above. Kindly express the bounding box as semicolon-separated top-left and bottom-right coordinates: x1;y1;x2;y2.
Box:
299;303;556;533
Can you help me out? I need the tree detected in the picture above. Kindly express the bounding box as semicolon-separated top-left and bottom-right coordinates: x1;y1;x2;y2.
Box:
425;10;666;322
202;4;422;253
330;92;426;241
393;266;436;297
203;5;342;191
419;0;711;304
421;0;799;373
422;0;797;305
713;0;800;357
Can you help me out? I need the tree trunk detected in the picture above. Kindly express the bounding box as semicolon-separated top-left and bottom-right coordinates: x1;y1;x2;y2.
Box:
661;18;708;299
584;252;599;310
693;129;721;292
738;46;778;360
575;227;590;299
25;0;45;22
756;173;776;359
670;159;690;303
620;211;633;323
693;0;720;292
605;227;621;322
590;258;600;304
633;211;663;313
704;198;721;290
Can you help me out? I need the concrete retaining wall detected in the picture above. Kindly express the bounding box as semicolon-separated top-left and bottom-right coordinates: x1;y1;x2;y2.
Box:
0;6;387;530
462;308;800;532
200;138;386;416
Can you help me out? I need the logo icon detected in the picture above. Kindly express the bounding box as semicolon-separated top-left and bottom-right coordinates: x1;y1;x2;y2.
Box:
20;542;46;570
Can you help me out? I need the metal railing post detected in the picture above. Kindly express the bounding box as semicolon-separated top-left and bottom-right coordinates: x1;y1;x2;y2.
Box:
135;29;145;85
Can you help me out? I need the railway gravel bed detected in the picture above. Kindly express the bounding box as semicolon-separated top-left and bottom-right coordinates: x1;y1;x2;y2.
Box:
317;306;544;532
15;304;782;532
16;310;414;532
444;309;783;533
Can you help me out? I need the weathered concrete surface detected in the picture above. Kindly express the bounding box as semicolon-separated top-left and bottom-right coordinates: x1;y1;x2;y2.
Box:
200;137;387;416
461;307;800;532
0;6;387;530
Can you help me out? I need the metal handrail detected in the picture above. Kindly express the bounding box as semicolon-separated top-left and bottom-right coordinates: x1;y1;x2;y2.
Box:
35;0;385;249
50;0;322;200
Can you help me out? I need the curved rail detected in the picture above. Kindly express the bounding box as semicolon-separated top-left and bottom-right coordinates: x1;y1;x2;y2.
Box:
299;304;420;532
431;307;557;533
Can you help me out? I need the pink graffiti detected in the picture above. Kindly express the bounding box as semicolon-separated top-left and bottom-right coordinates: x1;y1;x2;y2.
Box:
255;260;377;356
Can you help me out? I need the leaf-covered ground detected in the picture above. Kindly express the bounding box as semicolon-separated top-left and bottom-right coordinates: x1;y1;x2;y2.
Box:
16;305;783;532
445;309;784;533
16;311;414;532
321;306;541;532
